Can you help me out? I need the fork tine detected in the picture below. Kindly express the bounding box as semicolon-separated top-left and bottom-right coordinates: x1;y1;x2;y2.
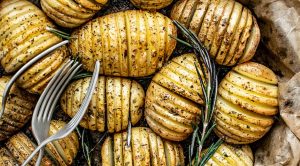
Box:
32;59;72;124
38;61;75;120
45;63;82;121
0;41;69;118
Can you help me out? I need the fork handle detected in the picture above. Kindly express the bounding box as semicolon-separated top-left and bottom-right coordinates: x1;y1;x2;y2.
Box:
22;138;52;166
35;148;44;166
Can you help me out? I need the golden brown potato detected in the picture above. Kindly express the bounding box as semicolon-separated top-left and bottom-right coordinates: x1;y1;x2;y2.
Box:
101;127;185;166
214;62;278;144
4;120;79;166
60;76;145;133
40;0;108;28
171;0;260;66
192;143;253;166
145;53;203;141
130;0;173;10
0;76;36;141
69;10;177;77
0;0;69;94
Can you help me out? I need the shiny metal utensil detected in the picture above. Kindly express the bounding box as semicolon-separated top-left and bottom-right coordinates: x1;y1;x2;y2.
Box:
22;60;100;166
0;40;69;119
32;60;81;166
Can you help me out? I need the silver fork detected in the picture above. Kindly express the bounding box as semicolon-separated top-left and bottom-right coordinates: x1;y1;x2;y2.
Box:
22;60;100;166
0;40;69;119
32;59;82;166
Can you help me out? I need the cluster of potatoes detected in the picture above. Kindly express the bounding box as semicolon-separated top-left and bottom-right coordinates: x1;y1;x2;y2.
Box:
0;0;279;165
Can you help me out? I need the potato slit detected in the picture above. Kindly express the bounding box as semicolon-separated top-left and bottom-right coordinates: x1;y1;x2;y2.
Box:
124;11;132;76
115;13;123;76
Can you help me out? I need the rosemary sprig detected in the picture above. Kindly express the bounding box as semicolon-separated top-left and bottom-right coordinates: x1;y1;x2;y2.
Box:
46;26;74;40
173;21;223;166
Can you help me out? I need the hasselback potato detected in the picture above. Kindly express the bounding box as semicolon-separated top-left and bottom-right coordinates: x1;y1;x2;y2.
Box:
171;0;260;66
194;143;253;166
69;10;177;77
3;120;79;166
60;76;144;133
40;0;108;28
0;0;69;94
101;127;185;166
130;0;173;10
214;62;278;144
145;53;203;141
0;76;36;141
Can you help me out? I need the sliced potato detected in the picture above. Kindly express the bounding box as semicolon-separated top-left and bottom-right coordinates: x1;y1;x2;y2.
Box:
214;62;278;144
60;76;145;133
101;127;185;166
41;0;108;28
0;76;36;141
69;10;177;77
0;0;70;94
130;0;173;10
170;0;260;66
145;53;202;141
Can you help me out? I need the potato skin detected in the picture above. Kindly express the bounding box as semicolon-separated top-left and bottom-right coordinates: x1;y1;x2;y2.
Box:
3;120;79;166
40;0;108;28
60;76;145;133
0;0;69;94
69;10;177;77
101;127;185;166
214;62;278;144
130;0;173;10
196;143;253;166
171;0;260;66
0;76;36;141
145;53;203;141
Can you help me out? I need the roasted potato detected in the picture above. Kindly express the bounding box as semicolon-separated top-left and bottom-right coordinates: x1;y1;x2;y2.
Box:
145;53;203;141
0;0;69;94
40;0;108;28
101;127;185;166
60;76;145;133
3;120;79;166
214;62;278;144
130;0;173;10
171;0;260;66
69;10;177;77
192;143;253;166
0;76;36;141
